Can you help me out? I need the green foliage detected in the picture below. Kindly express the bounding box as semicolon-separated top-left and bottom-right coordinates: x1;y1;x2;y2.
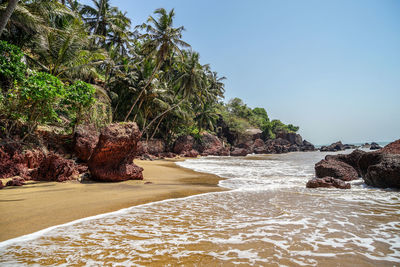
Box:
20;72;65;124
0;40;26;90
64;80;96;127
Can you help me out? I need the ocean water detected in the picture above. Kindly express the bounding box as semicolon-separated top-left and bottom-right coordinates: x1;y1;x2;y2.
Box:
1;149;400;266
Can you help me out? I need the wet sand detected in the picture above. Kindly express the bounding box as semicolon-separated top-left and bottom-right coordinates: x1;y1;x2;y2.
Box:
0;159;225;242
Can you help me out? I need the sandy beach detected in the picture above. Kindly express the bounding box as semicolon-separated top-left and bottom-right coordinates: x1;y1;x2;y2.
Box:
0;159;225;242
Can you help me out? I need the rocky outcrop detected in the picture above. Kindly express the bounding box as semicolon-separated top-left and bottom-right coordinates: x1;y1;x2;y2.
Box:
370;142;382;150
301;140;315;151
88;122;143;182
363;154;400;188
379;139;400;154
277;132;303;146
306;177;351;189
311;139;400;189
199;133;230;156
73;124;99;161
173;135;196;156
31;153;79;182
230;147;250;156
315;159;359;181
326;149;366;176
320;141;345;152
137;139;166;155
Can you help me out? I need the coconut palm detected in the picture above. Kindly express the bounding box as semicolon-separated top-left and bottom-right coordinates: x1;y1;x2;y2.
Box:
124;7;190;121
0;0;19;36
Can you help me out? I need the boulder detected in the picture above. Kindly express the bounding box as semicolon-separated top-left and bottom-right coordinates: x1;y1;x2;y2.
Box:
231;148;250;156
137;139;165;156
363;154;400;188
315;159;359;181
358;152;382;177
173;135;196;155
320;141;344;152
253;139;268;154
306;177;351;189
265;138;291;154
88;122;143;182
370;142;382;150
6;177;26;186
326;149;366;176
301;140;315;151
183;149;199;158
199;133;230;156
73;124;99;162
235;128;262;146
277;132;303;146
380;139;400;154
31;153;79;182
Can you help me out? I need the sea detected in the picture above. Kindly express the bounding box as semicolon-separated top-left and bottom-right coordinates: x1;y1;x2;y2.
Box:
0;145;399;266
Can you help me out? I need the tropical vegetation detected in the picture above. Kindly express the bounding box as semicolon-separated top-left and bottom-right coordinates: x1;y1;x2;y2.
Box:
0;0;298;146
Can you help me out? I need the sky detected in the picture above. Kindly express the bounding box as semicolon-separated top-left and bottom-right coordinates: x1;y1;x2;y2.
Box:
81;0;400;145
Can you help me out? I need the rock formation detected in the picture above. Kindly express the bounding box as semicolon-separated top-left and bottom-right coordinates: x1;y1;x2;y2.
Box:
306;177;351;189
6;177;26;186
199;133;230;156
370;142;382;150
320;141;345;152
173;135;196;156
309;139;400;189
88;122;143;182
315;159;359;181
31;153;79;182
73;124;99;161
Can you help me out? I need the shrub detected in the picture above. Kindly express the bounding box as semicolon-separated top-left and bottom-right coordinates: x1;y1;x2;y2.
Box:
0;41;26;90
64;80;96;128
19;72;65;137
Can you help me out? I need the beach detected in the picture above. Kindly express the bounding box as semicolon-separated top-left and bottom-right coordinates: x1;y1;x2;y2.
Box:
0;159;225;242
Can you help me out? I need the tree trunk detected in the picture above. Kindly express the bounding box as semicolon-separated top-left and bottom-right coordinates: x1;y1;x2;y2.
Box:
124;60;162;121
0;0;19;36
149;114;165;140
143;99;185;134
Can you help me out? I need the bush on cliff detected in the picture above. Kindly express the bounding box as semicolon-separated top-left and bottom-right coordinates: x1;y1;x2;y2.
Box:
0;40;26;90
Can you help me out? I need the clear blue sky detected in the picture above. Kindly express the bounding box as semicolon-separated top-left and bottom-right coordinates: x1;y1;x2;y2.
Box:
82;0;400;145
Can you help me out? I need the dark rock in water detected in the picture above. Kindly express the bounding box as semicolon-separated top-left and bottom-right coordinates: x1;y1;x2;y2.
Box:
173;135;196;155
73;124;99;162
199;133;230;156
6;177;26;186
320;141;344;152
88;122;143;182
231;148;250;156
301;140;315;151
363;154;400;188
306;177;351;189
370;142;382;150
31;153;79;182
315;159;359;181
326;149;366;176
343;144;358;150
264;138;291;154
358;152;382;177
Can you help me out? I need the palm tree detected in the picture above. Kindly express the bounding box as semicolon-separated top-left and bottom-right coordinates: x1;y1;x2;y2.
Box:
142;50;204;134
0;0;19;36
124;7;190;121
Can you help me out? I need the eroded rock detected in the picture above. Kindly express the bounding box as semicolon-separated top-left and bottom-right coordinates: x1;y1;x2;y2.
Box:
88;122;143;182
31;153;79;182
74;124;99;162
315;159;359;181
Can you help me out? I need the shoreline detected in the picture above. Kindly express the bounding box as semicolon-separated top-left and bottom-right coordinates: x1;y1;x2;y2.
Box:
0;159;227;242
